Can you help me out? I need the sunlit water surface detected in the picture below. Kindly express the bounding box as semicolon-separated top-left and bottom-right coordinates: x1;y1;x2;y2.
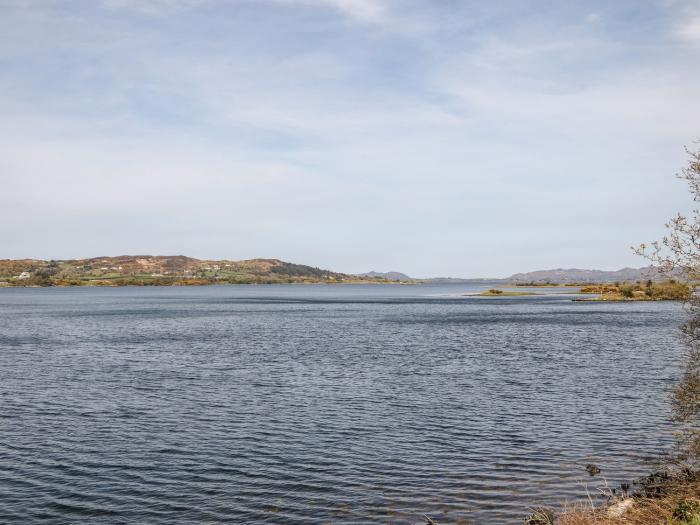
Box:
0;284;685;524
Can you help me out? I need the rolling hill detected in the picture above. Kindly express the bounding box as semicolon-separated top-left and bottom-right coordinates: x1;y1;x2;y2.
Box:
0;256;389;286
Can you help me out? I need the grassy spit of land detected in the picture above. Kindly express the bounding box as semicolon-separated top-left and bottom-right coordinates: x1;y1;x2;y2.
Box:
476;288;537;296
475;280;691;301
465;281;691;300
574;280;691;301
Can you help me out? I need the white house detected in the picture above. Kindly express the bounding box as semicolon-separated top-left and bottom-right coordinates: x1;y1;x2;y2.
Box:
18;271;31;280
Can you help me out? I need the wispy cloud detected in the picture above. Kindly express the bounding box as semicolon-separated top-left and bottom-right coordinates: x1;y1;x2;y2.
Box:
97;0;390;21
285;0;389;22
675;13;700;44
98;0;205;15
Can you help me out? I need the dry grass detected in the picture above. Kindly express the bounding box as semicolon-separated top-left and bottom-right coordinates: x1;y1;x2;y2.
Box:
556;481;700;525
578;281;691;301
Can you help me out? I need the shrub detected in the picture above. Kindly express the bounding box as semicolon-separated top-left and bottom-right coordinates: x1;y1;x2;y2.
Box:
621;286;635;298
673;499;700;522
524;507;554;525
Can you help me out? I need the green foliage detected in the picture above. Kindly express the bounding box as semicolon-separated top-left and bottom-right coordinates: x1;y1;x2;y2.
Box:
621;285;635;298
673;499;700;522
270;262;335;278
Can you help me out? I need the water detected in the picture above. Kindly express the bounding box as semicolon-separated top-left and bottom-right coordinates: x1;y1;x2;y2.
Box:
0;284;686;524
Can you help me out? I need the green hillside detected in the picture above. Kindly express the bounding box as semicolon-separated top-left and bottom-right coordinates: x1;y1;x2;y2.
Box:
0;256;388;286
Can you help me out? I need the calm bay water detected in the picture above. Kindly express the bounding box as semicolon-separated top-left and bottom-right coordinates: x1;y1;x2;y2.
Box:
0;284;686;524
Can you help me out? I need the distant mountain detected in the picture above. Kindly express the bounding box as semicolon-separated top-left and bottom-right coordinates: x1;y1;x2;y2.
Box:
357;271;413;281
365;266;678;284
0;256;390;287
505;266;673;284
422;277;503;284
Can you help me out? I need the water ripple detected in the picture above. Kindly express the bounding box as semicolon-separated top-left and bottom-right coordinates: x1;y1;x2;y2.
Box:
0;284;685;524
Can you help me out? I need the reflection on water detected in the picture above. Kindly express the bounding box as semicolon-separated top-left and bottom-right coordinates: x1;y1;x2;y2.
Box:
0;284;685;523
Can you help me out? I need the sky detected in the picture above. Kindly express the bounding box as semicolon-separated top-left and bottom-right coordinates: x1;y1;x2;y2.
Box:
1;0;700;278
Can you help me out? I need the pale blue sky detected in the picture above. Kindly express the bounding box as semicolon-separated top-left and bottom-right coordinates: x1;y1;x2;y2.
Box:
2;0;700;277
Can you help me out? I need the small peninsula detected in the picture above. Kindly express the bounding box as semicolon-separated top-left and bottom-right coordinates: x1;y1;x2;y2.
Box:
574;281;691;301
465;281;692;301
476;289;536;297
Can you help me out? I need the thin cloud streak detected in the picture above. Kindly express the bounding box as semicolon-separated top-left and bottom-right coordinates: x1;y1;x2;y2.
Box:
676;14;700;43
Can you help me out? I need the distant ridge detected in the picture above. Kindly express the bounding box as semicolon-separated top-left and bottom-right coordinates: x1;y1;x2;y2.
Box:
359;266;676;284
356;271;413;281
505;266;673;284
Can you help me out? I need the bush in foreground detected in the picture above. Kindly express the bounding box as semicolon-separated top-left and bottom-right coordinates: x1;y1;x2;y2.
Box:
554;472;700;525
